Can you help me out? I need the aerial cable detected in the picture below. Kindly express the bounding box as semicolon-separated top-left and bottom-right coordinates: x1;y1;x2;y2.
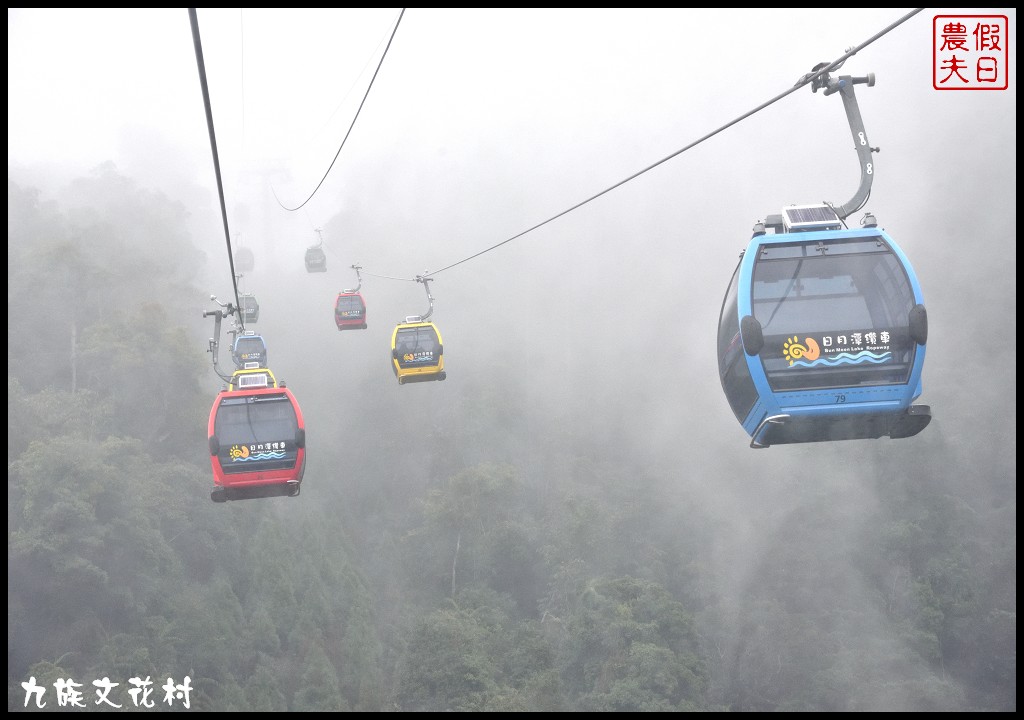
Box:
313;14;398;143
416;8;923;279
304;209;321;232
239;9;247;156
189;8;244;330
360;268;421;283
226;11;246;235
274;8;406;212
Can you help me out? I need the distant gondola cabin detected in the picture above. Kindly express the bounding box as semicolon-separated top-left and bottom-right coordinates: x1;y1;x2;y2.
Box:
391;318;446;385
240;293;259;323
235;247;254;273
335;292;367;330
232;332;267;369
305;247;327;273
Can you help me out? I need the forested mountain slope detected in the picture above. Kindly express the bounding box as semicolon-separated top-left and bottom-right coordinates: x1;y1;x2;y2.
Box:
8;169;1015;711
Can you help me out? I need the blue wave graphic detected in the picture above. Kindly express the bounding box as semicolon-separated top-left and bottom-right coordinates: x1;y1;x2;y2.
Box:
232;451;287;462
791;350;891;368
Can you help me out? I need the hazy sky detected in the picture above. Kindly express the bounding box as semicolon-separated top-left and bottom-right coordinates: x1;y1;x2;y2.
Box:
13;7;1008;252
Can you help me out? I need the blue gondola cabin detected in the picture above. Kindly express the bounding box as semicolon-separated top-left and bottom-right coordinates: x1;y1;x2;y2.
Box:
232;331;267;369
718;205;930;448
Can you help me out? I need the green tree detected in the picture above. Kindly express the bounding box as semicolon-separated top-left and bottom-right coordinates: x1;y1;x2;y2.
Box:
292;644;347;711
396;603;500;711
561;577;712;711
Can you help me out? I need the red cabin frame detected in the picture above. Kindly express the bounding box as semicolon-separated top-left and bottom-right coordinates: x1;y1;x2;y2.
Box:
334;292;367;330
207;385;306;502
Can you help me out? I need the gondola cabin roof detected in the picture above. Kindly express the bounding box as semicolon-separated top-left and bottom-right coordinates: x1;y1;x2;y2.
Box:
780;204;844;232
228;367;278;391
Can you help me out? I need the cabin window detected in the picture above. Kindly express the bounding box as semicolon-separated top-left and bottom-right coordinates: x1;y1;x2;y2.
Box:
214;394;298;473
718;263;758;422
752;238;917;391
396;327;440;367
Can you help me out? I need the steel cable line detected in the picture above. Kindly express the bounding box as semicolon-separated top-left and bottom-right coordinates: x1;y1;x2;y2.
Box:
189;7;245;329
400;8;923;281
361;268;421;283
195;8;922;299
274;8;406;212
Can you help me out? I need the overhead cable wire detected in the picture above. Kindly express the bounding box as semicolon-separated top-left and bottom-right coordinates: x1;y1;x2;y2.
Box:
313;14;399;143
274;8;406;212
239;9;246;153
189;7;244;328
413;7;924;279
360;268;420;283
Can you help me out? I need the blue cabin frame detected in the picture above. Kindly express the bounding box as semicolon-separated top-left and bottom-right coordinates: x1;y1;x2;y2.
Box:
718;213;929;447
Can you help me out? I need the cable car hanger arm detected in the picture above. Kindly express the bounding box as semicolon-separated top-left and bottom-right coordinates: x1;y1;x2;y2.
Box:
810;67;880;220
203;295;239;382
343;264;363;294
415;275;435;321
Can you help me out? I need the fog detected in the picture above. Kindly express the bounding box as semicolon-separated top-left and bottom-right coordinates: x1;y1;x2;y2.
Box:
8;7;1016;711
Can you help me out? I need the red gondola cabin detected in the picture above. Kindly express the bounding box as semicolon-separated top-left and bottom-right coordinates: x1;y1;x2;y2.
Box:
207;372;306;502
334;292;367;330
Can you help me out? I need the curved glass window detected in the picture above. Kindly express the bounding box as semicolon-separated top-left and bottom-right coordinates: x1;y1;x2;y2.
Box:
395;326;441;368
752;235;917;391
214;393;298;473
335;295;365;317
718;262;758;422
233;336;267;368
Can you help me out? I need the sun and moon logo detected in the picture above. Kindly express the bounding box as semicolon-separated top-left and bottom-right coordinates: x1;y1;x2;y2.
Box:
782;335;892;368
783;336;820;365
228;444;287;463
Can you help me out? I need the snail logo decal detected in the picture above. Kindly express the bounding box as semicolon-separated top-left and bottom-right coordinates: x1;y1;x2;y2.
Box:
403;351;434;364
783;334;892;368
228;443;287;463
783;336;820;365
